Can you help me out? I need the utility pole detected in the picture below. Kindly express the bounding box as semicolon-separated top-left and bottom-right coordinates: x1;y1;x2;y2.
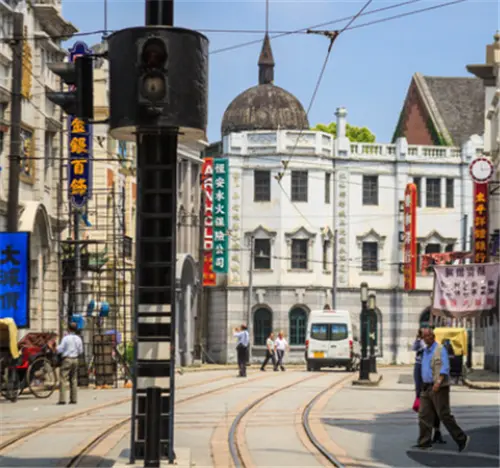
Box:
247;235;254;363
6;13;23;232
332;229;338;309
197;190;205;361
462;214;468;251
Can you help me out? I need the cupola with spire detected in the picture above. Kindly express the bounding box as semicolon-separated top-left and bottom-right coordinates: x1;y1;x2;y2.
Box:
221;4;309;137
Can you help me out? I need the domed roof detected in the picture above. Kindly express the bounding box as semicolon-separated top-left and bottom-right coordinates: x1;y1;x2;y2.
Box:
221;35;309;136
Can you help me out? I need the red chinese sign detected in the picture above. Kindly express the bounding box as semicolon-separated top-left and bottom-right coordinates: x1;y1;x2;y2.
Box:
473;183;488;264
202;158;216;286
404;183;417;290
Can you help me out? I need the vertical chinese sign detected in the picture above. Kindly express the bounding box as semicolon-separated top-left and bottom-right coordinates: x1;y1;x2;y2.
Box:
212;159;229;274
68;42;93;208
0;232;30;328
202;158;216;286
473;183;488;263
404;183;417;290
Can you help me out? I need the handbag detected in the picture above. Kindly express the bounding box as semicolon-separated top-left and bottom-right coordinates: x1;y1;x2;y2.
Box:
412;396;420;413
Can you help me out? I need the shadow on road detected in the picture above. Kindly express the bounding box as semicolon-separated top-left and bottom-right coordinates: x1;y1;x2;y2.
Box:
322;404;500;468
0;455;115;468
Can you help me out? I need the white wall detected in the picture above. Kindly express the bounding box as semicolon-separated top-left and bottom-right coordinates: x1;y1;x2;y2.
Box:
222;129;479;294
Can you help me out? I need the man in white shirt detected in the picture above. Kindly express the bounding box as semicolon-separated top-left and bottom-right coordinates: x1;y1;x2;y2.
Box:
274;331;289;372
57;322;83;405
234;324;249;377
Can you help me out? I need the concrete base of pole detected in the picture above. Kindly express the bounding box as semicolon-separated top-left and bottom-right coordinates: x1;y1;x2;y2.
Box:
115;447;192;467
352;373;383;386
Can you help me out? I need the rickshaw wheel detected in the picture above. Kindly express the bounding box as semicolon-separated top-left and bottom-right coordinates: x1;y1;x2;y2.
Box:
28;357;57;399
2;367;21;402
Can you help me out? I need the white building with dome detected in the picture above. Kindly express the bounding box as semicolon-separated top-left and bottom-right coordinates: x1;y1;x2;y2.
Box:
204;34;484;366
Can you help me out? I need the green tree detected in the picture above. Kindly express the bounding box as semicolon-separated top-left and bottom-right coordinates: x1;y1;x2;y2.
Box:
312;122;376;143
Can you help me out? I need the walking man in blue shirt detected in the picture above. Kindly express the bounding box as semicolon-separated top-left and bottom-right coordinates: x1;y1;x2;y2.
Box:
234;324;249;377
415;328;470;451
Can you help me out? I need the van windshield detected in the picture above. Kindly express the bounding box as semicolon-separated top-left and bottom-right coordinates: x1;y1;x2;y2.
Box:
310;324;328;341
310;323;348;341
330;324;348;341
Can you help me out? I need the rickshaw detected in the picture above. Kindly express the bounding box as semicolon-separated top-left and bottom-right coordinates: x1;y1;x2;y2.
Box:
434;327;467;384
0;318;58;402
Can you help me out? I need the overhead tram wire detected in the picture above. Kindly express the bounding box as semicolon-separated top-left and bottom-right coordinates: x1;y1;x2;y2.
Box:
1;0;423;43
273;0;374;224
1;0;465;47
209;0;425;55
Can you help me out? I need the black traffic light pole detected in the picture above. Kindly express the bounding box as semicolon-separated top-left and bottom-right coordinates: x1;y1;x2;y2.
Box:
105;0;208;466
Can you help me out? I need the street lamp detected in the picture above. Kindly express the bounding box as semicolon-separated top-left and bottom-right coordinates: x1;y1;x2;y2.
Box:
368;290;377;374
359;282;369;380
360;282;368;303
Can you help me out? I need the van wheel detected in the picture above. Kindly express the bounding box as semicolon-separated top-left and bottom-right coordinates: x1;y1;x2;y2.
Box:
306;363;313;372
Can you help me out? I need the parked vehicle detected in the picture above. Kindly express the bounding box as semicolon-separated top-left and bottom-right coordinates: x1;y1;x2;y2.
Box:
305;309;360;372
434;327;467;384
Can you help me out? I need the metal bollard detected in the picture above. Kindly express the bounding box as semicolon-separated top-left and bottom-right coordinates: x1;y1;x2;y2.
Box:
144;386;161;467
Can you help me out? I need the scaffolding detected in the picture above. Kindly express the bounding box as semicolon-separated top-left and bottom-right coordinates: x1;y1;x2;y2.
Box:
57;172;134;387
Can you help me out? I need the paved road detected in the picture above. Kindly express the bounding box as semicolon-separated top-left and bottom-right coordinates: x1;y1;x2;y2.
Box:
322;368;500;467
1;367;498;467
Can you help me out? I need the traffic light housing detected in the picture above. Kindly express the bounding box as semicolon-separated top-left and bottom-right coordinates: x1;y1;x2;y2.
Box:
46;55;94;120
137;35;168;113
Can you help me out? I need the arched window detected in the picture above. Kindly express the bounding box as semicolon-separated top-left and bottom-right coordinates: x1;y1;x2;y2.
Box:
253;308;272;345
289;307;308;345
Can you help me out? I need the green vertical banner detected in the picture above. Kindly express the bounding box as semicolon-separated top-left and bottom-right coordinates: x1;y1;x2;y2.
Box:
212;158;229;273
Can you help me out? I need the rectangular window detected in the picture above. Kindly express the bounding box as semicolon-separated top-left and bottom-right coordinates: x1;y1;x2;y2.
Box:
413;177;422;207
445;243;454;253
291;239;308;269
425;243;441;254
362;175;378;206
291;171;308;202
124;236;133;258
44;132;55;175
254;238;271;270
322;239;330;271
446;178;454;208
254;170;271;202
324;173;331;204
362;242;378;272
416;242;421;272
426;178;441;208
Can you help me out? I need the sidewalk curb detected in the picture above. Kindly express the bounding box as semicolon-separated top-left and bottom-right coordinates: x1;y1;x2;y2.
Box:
463;378;500;390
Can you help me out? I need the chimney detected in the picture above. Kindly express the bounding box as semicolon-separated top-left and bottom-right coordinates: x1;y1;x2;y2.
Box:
335;107;350;156
335;107;347;138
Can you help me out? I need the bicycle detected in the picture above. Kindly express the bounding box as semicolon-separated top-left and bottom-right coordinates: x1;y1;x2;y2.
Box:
0;345;58;402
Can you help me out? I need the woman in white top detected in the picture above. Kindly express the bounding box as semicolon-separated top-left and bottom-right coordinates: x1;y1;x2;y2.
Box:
274;331;289;371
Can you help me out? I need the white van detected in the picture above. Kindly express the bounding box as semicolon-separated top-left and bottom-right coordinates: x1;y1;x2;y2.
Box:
305;309;360;372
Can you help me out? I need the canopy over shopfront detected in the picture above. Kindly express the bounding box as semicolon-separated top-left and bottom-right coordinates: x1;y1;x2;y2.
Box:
432;263;500;319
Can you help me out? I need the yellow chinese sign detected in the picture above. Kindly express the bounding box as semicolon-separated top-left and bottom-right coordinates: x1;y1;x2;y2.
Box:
67;42;93;208
21;26;32;100
473;183;489;264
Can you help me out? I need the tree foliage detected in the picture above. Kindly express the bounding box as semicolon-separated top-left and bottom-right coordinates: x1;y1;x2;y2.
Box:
312;122;376;143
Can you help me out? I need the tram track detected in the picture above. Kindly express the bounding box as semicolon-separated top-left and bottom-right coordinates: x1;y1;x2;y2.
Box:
228;372;354;468
0;370;254;455
64;370;281;467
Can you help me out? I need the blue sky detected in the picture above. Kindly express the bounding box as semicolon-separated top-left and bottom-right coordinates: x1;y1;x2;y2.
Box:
62;0;498;144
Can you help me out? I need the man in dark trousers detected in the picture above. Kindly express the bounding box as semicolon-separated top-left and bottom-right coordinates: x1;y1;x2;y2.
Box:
233;324;249;377
415;328;470;451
